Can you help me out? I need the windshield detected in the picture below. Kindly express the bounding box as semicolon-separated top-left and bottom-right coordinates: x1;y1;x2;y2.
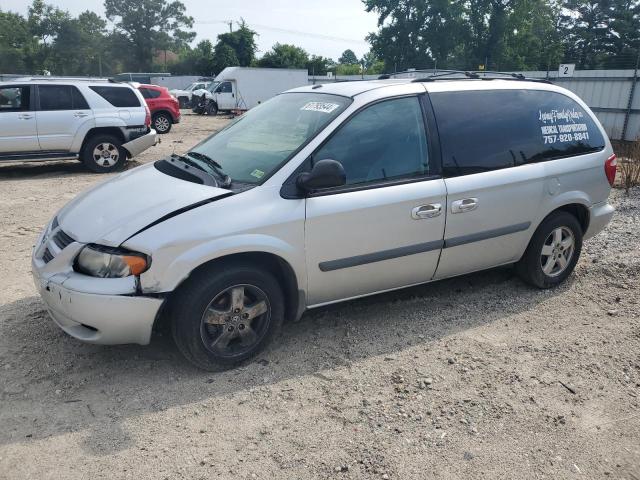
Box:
189;92;351;184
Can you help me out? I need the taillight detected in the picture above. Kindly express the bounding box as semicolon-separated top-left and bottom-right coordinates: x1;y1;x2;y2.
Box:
604;153;617;187
144;105;151;128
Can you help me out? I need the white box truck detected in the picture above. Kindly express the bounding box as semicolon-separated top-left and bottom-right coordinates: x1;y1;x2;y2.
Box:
191;67;309;115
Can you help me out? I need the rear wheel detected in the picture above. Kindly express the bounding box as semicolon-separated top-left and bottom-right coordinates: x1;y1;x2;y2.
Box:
178;97;189;108
81;134;126;173
171;264;284;371
516;211;583;288
153;112;172;134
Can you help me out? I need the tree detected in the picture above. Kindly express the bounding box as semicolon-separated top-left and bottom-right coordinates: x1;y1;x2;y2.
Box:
338;49;359;65
306;55;334;75
214;19;257;67
104;0;195;71
0;10;33;73
51;11;110;75
362;51;385;74
213;43;239;73
258;43;309;69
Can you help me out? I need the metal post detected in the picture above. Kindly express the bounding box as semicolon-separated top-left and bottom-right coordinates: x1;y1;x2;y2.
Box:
622;51;640;141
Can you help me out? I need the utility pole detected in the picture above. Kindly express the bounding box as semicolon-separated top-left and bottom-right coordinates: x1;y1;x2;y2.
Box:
227;21;233;33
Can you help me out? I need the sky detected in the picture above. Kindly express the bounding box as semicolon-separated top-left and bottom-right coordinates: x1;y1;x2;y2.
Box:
2;0;380;60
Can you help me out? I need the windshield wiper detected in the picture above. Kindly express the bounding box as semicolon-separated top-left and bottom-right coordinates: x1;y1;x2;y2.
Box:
186;151;232;187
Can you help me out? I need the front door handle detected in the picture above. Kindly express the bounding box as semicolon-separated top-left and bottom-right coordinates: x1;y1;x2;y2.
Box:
451;198;479;214
412;203;442;219
18;114;33;120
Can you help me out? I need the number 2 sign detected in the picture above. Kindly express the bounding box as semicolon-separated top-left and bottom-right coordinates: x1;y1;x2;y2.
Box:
558;64;575;77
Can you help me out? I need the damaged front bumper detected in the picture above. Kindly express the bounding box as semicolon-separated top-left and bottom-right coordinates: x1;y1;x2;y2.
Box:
122;129;159;158
32;227;163;345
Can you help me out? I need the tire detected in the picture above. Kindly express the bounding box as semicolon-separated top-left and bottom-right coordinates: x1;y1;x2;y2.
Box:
178;97;189;109
206;101;218;116
153;112;172;134
516;211;583;289
81;134;126;173
171;264;285;371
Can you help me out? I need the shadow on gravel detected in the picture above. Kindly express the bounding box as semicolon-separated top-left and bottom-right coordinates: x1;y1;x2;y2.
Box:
0;160;142;181
0;265;571;453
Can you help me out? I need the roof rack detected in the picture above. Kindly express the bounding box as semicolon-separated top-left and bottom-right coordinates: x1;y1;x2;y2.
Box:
409;70;551;84
7;76;112;82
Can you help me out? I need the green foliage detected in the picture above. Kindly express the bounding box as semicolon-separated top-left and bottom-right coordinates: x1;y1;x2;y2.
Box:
364;0;577;71
338;49;359;65
104;0;195;71
336;64;362;75
214;20;257;67
258;43;309;69
0;10;33;73
306;55;335;75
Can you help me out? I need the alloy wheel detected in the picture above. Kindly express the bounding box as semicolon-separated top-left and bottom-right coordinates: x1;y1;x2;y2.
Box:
200;284;271;357
92;142;119;167
540;226;575;277
155;115;170;133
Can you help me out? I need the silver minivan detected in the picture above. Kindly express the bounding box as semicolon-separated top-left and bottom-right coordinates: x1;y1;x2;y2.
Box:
32;75;616;370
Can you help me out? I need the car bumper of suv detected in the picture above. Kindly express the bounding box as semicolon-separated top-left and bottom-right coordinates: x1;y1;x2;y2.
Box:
584;201;615;240
122;130;158;158
32;246;163;345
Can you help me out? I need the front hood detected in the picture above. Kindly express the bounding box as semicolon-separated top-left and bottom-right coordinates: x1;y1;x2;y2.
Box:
58;163;230;246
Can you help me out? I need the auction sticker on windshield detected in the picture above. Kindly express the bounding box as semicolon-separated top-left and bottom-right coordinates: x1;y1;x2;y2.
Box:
301;102;341;114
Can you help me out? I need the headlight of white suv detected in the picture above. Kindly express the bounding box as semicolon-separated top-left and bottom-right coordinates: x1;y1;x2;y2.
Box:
76;245;150;278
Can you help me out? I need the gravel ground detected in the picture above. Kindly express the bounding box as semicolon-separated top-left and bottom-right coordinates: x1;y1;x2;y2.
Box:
0;113;639;479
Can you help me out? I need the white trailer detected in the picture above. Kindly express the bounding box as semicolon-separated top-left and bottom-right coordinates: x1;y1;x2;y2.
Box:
191;67;308;115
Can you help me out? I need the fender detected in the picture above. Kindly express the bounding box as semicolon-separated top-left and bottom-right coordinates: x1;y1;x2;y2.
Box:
137;233;306;295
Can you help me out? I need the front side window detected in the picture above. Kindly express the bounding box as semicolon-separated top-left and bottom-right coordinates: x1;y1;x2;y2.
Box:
430;89;606;177
314;96;429;186
0;86;30;111
89;86;141;108
189;93;351;184
218;82;233;93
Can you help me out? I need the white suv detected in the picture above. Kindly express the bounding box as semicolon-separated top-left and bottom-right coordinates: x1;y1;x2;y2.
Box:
32;74;616;370
0;79;158;173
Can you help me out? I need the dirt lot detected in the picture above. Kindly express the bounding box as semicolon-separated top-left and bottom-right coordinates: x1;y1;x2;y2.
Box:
1;113;639;480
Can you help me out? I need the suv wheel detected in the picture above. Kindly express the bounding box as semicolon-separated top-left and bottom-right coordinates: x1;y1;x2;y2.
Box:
81;134;126;173
171;264;284;371
153;112;172;134
178;97;189;108
516;211;583;288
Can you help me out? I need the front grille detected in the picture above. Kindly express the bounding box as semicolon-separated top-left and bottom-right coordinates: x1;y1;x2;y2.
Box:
42;248;54;263
53;229;74;250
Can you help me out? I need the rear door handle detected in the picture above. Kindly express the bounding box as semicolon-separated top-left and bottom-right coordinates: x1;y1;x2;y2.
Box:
74;111;89;117
18;114;33;120
451;198;479;214
412;203;442;219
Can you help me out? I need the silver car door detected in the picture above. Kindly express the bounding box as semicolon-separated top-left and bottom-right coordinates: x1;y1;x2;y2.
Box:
304;96;446;306
0;85;39;153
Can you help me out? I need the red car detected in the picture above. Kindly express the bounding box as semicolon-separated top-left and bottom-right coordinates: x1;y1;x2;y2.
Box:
137;84;181;134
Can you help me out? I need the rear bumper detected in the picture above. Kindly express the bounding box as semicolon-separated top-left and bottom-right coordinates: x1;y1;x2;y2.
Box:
122;130;158;158
585;201;615;240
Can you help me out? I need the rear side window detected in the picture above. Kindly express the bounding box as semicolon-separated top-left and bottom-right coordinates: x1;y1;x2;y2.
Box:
140;88;161;99
430;89;605;177
38;85;89;110
0;86;30;111
89;86;141;107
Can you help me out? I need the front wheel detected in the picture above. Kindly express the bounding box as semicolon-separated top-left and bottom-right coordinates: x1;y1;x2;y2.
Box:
81;134;126;173
516;211;583;289
171;264;284;371
206;101;218;116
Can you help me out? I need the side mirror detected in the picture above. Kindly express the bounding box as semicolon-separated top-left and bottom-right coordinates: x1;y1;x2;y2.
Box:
297;159;346;192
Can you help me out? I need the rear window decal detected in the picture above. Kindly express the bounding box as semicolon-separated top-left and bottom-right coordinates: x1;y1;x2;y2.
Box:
301;102;341;114
538;108;590;145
